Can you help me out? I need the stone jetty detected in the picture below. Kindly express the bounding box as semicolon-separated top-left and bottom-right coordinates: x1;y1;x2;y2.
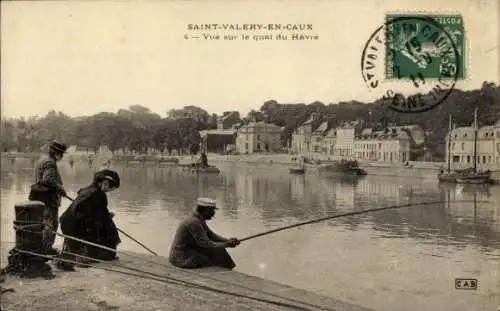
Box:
0;243;374;311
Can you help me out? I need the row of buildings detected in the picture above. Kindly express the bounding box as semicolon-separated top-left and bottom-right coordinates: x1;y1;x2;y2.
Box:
199;111;500;167
199;111;426;162
446;120;500;168
199;112;283;154
290;113;426;163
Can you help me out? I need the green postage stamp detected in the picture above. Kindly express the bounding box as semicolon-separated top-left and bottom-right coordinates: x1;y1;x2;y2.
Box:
385;14;466;80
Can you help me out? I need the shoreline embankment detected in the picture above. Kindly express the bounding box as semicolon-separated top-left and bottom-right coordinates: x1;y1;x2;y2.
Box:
3;152;500;181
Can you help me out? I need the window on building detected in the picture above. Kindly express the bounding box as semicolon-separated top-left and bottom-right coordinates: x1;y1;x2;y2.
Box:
256;135;260;140
453;156;460;162
488;156;492;163
482;156;486;164
467;156;470;163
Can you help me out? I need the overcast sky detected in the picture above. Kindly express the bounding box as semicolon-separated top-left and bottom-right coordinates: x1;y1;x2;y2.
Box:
1;0;498;119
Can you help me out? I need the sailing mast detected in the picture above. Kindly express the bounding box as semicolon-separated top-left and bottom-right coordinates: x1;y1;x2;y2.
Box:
447;114;452;173
473;108;478;173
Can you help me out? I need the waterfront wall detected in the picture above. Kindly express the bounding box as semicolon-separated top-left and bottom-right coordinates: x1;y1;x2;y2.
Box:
206;153;500;180
4;152;500;180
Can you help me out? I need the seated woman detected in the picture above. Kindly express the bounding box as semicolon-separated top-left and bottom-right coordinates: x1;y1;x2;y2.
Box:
55;169;121;270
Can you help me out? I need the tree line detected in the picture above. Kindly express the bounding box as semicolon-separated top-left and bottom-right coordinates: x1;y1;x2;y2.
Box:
1;81;498;160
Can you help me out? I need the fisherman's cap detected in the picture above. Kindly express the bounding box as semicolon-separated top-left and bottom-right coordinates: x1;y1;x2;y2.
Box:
49;141;68;154
196;197;218;209
95;169;120;188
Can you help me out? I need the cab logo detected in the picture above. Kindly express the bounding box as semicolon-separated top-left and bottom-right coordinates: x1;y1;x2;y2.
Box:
455;278;478;290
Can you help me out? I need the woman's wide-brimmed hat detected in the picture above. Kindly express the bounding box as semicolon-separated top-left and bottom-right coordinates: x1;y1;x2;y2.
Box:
49;141;68;154
94;169;120;188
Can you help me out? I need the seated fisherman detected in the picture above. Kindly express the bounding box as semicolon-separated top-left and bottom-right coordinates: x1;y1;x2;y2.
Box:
169;198;240;269
55;169;121;270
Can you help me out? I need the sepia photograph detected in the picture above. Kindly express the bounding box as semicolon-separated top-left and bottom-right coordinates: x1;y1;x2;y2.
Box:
1;1;499;310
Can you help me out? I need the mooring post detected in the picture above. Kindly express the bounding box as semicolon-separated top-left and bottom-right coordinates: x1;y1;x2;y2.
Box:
2;201;55;279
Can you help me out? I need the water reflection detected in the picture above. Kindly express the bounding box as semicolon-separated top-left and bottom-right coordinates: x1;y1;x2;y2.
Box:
1;160;499;311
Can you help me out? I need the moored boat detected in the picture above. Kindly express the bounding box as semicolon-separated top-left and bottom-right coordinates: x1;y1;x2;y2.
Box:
318;159;366;176
191;166;221;174
438;168;480;182
440;111;493;185
289;166;305;174
456;170;493;184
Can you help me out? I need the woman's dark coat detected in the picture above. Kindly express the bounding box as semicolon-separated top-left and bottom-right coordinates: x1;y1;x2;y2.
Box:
60;184;120;260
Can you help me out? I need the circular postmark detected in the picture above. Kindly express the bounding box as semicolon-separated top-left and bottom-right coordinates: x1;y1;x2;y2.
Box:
361;16;461;113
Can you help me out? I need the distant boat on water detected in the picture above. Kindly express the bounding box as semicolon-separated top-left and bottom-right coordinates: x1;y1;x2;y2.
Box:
289;166;305;174
318;159;367;176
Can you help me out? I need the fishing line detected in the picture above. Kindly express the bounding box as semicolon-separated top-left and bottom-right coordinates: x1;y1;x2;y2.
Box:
11;248;312;311
116;228;158;256
64;195;158;256
12;225;334;311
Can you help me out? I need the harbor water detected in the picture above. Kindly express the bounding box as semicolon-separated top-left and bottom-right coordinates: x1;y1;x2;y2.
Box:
1;158;499;311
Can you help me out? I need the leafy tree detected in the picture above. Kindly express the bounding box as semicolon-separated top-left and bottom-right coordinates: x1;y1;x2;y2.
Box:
1;83;498;160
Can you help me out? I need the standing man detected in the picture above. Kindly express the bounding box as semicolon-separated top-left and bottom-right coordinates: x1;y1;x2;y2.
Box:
29;141;68;255
169;198;240;269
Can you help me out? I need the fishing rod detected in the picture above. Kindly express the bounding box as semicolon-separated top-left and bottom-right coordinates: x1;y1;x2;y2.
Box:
11;248;312;311
239;199;487;242
64;195;158;256
12;224;334;311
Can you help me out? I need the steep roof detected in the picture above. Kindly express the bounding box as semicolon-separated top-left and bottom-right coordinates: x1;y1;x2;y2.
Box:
357;127;410;140
199;129;237;137
218;111;239;122
451;125;497;140
312;121;329;134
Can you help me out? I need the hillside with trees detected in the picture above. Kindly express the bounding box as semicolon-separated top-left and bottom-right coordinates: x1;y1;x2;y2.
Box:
1;82;498;160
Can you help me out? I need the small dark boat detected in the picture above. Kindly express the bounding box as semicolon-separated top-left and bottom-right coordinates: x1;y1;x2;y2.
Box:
318;160;366;176
318;159;367;176
438;168;474;182
456;171;493;184
190;165;220;174
289;166;305;174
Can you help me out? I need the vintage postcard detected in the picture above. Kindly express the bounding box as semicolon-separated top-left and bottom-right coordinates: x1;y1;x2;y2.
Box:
1;1;499;311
